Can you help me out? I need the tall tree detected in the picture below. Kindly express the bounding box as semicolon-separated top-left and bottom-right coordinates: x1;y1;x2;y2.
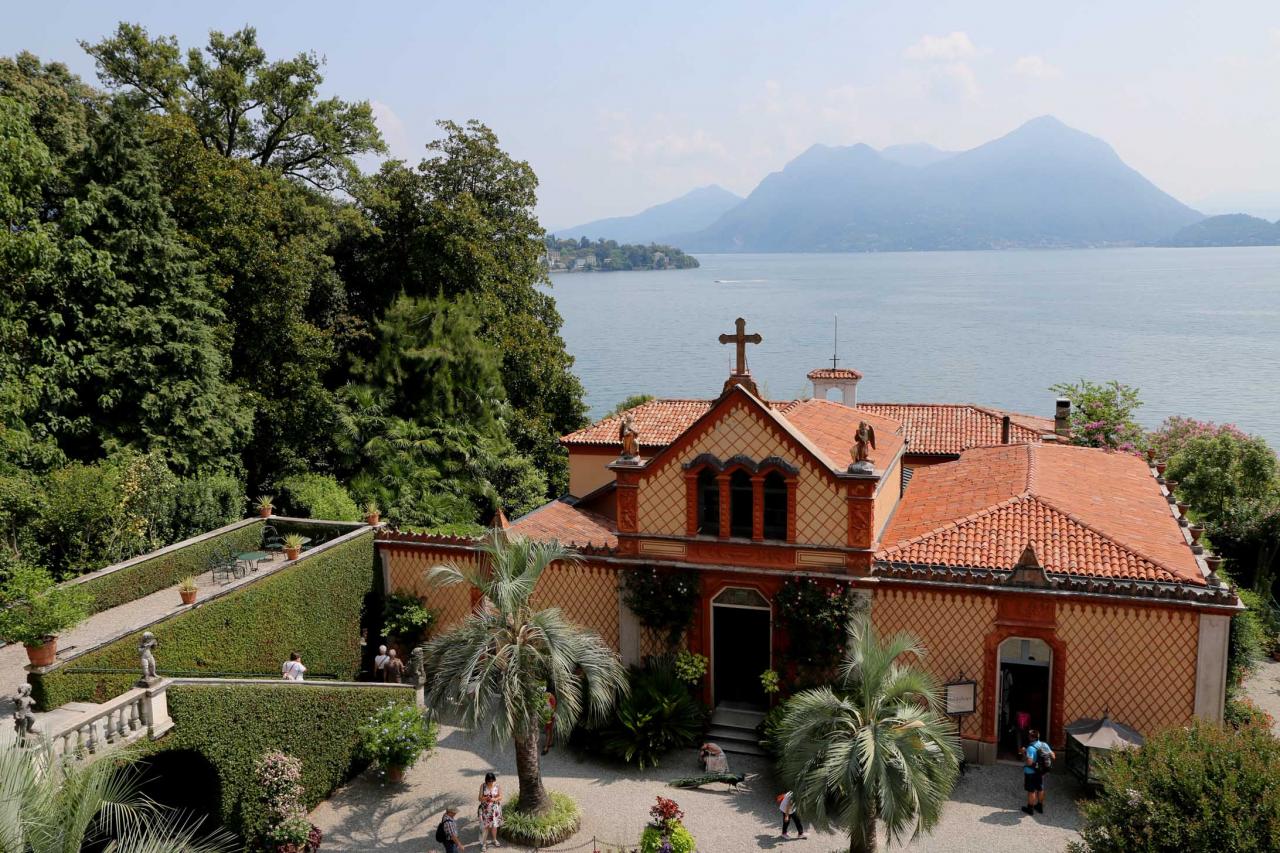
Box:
422;533;627;816
82;23;384;191
341;120;587;494
776;616;961;853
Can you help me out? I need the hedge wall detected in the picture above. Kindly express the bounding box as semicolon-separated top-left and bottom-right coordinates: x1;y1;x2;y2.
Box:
157;682;415;837
74;520;265;615
33;530;376;710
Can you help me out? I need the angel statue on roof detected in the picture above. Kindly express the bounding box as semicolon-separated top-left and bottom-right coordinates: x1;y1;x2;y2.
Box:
619;413;641;461
850;420;876;472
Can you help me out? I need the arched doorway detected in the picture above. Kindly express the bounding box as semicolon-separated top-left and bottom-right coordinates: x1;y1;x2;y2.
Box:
997;637;1053;759
711;586;772;709
133;749;225;838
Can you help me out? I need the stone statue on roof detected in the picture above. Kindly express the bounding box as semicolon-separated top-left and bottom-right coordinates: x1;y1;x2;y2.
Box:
849;421;876;473
619;413;640;460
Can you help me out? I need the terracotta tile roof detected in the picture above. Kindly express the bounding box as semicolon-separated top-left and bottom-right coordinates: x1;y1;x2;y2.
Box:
560;400;712;447
509;499;618;549
857;403;1050;455
771;398;904;473
808;367;863;380
878;444;1204;585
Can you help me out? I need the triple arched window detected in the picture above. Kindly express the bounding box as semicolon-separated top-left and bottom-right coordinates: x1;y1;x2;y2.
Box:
688;459;795;542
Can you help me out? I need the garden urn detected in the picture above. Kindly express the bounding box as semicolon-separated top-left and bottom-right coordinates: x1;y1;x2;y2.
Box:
180;588;197;605
25;636;57;667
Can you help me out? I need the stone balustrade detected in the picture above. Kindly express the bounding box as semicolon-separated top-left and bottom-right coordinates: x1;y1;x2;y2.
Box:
33;679;172;760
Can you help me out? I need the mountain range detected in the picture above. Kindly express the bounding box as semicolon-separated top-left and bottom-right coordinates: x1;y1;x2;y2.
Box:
559;116;1210;252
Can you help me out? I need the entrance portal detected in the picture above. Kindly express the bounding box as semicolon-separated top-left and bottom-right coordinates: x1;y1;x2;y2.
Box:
711;587;771;708
997;637;1052;759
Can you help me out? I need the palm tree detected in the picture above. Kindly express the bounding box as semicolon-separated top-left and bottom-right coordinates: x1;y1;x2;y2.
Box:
0;738;236;852
422;531;628;816
776;615;961;853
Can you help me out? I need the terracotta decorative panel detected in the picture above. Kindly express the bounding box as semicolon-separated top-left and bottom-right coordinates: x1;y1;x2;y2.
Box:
871;587;997;740
1056;602;1199;737
531;561;622;650
635;404;847;547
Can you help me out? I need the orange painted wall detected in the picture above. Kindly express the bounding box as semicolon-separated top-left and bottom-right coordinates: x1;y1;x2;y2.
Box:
567;448;617;498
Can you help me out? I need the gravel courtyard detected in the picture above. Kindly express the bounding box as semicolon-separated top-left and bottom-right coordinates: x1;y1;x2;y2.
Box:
311;725;1084;852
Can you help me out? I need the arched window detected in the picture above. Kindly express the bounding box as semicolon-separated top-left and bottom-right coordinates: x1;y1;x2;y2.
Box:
762;471;787;540
696;469;720;535
729;470;753;538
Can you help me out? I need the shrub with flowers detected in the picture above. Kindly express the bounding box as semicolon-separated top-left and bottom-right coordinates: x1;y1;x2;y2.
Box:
774;578;866;681
1049;379;1145;451
254;751;321;852
640;796;695;853
357;701;437;770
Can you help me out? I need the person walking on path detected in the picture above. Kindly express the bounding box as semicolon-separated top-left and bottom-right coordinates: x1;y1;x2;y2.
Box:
477;771;503;849
437;806;465;852
778;790;807;839
281;652;306;681
385;648;405;684
373;644;390;681
1020;728;1055;815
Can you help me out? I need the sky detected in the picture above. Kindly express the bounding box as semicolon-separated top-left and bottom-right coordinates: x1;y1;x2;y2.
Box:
5;1;1280;227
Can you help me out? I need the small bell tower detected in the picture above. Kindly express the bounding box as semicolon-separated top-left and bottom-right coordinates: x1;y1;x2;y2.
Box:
809;367;863;406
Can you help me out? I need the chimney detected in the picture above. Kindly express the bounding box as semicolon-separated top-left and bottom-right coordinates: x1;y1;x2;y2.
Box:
1001;415;1011;444
1054;398;1071;437
807;368;863;407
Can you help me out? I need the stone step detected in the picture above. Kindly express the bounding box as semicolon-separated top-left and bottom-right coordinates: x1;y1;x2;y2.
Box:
705;724;761;746
710;705;766;730
715;738;768;757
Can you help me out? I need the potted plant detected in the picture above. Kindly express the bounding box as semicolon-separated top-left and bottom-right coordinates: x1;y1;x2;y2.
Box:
0;564;91;667
256;495;275;518
363;500;381;526
383;592;437;648
255;751;323;852
357;702;437;783
178;576;198;606
282;533;305;561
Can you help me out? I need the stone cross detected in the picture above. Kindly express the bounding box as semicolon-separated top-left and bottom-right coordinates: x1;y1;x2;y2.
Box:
719;317;762;375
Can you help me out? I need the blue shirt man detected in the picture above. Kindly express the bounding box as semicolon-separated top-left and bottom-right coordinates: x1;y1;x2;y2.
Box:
1021;728;1054;815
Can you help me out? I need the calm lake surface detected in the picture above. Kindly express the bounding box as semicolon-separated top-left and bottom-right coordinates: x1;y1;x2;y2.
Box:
551;248;1280;446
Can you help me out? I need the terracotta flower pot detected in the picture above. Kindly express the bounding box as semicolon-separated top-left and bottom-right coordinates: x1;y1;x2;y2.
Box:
1189;525;1205;542
285;547;301;561
1156;462;1167;476
365;512;380;526
258;506;272;518
25;637;57;667
385;764;405;784
180;588;198;605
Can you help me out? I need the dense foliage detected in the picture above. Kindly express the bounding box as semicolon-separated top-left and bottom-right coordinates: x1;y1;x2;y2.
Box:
1069;720;1280;853
622;567;700;647
160;681;415;837
382;591;437;646
0;23;587;580
774;577;865;683
545;236;699;271
599;656;708;769
0;563;90;645
253;751;320;852
31;530;374;709
1050;379;1145;450
357;701;438;769
275;474;360;522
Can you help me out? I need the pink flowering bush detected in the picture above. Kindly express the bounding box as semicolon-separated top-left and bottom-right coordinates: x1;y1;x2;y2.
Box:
255;751;321;852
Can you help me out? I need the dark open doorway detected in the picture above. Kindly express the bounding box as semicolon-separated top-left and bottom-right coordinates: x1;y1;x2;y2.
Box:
712;599;770;709
132;750;226;840
997;636;1052;759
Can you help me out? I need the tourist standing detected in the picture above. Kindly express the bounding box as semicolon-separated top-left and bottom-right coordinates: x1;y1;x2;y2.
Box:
281;652;306;681
373;644;390;681
1020;728;1055;815
437;806;464;852
541;688;557;755
386;648;405;683
477;771;503;849
778;790;806;839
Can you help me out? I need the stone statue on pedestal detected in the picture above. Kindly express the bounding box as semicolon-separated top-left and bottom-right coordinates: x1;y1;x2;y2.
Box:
849;421;876;473
619;413;640;461
137;631;159;686
13;684;38;742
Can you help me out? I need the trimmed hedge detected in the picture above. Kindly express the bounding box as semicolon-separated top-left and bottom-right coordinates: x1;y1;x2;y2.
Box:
33;530;375;710
158;682;416;837
74;520;265;614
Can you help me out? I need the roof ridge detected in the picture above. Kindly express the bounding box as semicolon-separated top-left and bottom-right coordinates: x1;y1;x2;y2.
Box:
1025;442;1038;492
1029;492;1188;580
880;492;1036;554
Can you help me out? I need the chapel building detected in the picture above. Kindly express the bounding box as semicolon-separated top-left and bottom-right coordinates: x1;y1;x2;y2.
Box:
377;319;1240;763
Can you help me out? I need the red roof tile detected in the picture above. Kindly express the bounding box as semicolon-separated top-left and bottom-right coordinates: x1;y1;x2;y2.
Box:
560;400;712;447
509;500;618;549
878;444;1203;585
807;367;864;380
857;403;1050;455
772;398;904;473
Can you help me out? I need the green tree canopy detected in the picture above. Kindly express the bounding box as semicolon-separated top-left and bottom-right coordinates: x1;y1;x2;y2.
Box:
1050;379;1145;451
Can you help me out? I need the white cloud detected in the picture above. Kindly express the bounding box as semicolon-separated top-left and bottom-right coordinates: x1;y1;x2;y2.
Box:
1012;55;1063;79
370;100;412;160
905;31;978;61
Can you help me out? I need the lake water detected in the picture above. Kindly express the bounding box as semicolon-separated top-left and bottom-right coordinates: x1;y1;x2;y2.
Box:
550;248;1280;447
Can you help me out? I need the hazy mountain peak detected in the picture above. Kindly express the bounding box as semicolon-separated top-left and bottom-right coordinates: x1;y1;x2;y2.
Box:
557;184;743;244
880;142;957;168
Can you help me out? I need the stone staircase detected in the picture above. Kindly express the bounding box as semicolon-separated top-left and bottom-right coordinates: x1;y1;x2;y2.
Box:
706;703;767;756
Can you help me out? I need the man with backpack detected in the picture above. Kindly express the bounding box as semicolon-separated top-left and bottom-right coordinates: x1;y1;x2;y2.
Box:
1021;728;1055;816
435;806;465;851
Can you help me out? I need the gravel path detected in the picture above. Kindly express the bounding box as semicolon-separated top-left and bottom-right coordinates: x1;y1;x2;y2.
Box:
311;725;1084;852
0;556;287;724
1243;655;1280;736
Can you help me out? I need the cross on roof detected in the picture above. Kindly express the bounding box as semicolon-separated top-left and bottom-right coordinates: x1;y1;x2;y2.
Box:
719;317;762;376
